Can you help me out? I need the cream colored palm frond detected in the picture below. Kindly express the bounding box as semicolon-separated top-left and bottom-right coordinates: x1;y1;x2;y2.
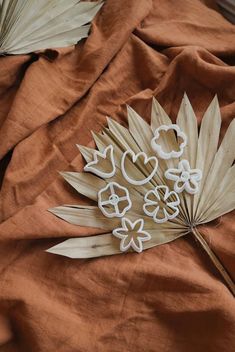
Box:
47;95;235;295
0;0;103;55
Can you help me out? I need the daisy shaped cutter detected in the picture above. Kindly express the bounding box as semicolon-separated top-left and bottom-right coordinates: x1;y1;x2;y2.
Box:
84;144;116;178
143;185;180;223
165;159;202;194
113;218;151;253
151;124;187;159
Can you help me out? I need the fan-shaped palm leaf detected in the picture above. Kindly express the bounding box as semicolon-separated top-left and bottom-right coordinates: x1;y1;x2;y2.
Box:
0;0;103;54
47;95;235;295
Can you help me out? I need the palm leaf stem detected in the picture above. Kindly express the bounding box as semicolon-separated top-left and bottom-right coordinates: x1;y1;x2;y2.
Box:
192;227;235;296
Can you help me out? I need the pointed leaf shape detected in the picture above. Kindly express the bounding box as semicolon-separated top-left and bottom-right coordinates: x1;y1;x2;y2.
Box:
151;97;173;130
60;171;105;201
46;229;187;258
127;105;153;154
199;165;235;223
176;93;198;222
176;93;198;167
76;144;95;163
196;119;235;222
48;205;117;230
193;96;221;218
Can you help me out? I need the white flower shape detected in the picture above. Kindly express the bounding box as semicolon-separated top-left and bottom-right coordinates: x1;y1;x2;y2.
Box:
121;150;158;186
151;124;187;159
165;159;202;195
143;185;180;223
84;145;116;178
113;218;151;253
98;182;132;218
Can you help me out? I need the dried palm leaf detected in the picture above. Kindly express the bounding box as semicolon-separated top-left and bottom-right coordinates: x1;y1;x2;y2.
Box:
47;95;235;295
0;0;103;55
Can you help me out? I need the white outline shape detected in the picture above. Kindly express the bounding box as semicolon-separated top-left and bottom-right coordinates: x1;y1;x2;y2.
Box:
113;218;151;253
84;145;116;178
165;159;202;195
151;124;187;159
98;182;132;218
143;185;180;223
121;150;158;186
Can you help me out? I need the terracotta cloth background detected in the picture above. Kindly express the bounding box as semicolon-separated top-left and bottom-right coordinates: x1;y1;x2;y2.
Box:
0;0;235;351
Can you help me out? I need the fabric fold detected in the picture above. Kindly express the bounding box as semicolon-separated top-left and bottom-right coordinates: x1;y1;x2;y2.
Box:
0;0;235;351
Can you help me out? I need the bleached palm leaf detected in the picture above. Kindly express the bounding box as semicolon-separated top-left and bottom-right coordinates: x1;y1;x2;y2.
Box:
48;95;235;295
0;0;103;55
176;94;198;222
46;229;188;259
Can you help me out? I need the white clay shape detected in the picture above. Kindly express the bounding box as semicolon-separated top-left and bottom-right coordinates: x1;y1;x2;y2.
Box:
121;150;158;186
165;159;202;194
151;124;187;159
84;144;116;178
98;182;132;218
143;185;180;223
113;218;151;253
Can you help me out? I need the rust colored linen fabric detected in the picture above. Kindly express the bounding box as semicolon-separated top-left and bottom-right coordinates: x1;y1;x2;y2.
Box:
0;0;235;351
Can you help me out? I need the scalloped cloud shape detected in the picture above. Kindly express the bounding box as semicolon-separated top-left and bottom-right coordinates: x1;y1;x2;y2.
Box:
151;124;187;159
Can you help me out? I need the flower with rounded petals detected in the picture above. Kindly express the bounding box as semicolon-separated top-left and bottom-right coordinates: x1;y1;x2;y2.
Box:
165;160;202;195
143;185;180;223
151;124;187;159
113;218;151;253
98;182;131;218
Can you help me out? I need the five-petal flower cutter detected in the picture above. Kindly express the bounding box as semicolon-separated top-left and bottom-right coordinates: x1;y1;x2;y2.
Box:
47;94;235;295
